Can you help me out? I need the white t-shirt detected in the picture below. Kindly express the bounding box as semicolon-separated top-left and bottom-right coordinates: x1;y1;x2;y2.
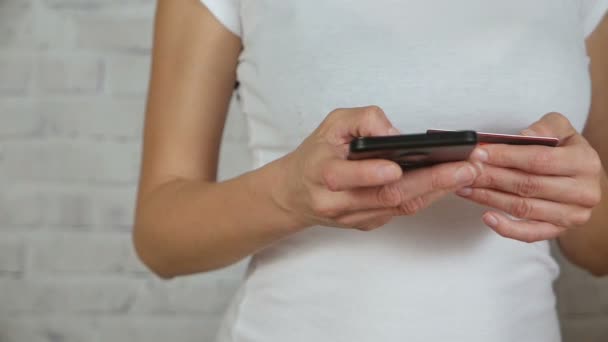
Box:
200;1;608;341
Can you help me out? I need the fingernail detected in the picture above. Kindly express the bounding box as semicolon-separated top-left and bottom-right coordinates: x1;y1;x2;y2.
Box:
454;165;476;185
456;187;473;197
379;164;400;179
521;129;537;136
483;213;499;227
472;148;488;162
388;127;401;135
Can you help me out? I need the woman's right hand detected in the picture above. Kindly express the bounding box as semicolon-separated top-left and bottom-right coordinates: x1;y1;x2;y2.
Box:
272;106;480;231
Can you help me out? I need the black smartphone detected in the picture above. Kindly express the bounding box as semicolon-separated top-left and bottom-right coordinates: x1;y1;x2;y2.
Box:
348;131;478;169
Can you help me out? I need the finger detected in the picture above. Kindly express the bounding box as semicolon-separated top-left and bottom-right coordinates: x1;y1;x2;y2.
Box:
353;215;394;231
321;158;402;191
456;187;592;228
481;211;566;243
469;165;601;207
311;187;396;216
470;144;584;176
324;106;400;144
392;190;449;216
522;112;577;142
352;187;451;216
388;161;478;201
334;208;395;229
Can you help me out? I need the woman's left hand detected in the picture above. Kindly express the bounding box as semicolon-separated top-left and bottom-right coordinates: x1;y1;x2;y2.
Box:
456;112;604;243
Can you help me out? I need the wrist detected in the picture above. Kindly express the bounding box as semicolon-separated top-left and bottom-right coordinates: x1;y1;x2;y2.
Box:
246;154;310;233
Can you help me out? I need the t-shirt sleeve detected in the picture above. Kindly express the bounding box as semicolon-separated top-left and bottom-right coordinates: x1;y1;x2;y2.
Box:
580;0;608;37
200;0;241;37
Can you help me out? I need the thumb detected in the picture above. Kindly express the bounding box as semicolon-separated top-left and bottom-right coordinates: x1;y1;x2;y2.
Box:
521;112;577;141
340;106;400;139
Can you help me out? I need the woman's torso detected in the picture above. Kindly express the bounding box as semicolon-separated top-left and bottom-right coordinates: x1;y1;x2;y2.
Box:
216;1;592;341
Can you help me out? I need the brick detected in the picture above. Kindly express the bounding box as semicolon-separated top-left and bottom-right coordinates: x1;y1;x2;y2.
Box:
30;232;146;274
0;100;43;138
0;55;32;95
0;184;46;227
40;99;144;140
35;4;77;50
561;317;608;342
0;140;141;183
74;15;153;53
0;1;34;49
37;56;103;94
0;315;221;342
44;190;96;228
88;187;137;230
106;55;151;96
0;316;97;342
0;278;140;313
0;235;25;273
41;185;135;230
44;0;155;10
0;183;136;229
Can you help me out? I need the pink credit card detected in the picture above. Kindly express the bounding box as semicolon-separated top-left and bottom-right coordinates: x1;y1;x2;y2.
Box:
427;129;560;147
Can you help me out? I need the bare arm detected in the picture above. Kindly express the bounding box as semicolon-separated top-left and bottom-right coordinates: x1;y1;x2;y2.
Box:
558;14;608;276
134;0;299;278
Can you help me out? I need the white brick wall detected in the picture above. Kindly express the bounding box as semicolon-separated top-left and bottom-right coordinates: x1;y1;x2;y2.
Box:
0;1;249;340
0;0;606;341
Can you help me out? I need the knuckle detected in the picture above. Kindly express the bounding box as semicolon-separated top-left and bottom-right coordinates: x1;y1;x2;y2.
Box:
321;109;339;126
487;147;509;166
322;108;347;129
377;185;402;207
569;209;592;227
328;108;344;119
320;164;338;191
362;105;386;122
360;167;382;187
310;196;340;218
476;188;491;202
546;112;571;126
510;198;534;218
530;150;555;172
492;224;512;239
515;176;542;197
364;105;384;117
590;188;602;206
516;226;541;243
399;196;427;215
580;188;602;208
334;216;351;228
429;168;449;190
521;234;539;244
479;172;497;188
358;219;386;232
588;150;603;175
